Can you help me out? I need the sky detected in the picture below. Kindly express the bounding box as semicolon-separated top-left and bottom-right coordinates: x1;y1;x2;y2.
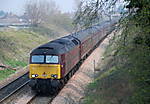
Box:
0;0;76;15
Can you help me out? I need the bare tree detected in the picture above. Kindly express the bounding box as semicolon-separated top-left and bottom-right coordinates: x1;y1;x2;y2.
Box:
73;0;123;29
25;0;59;26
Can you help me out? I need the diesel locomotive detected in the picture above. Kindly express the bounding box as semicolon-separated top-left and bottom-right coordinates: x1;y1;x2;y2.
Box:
29;20;117;94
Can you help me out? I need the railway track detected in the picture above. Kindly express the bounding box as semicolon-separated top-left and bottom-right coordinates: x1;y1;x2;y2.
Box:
0;71;58;104
26;95;56;104
0;73;30;103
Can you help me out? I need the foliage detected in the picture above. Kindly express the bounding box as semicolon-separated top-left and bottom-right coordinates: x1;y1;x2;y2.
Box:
125;0;150;10
75;0;150;104
73;0;120;29
83;66;132;104
73;1;100;29
114;0;150;103
114;7;150;103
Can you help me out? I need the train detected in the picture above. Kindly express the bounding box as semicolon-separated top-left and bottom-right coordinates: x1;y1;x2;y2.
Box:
29;19;118;94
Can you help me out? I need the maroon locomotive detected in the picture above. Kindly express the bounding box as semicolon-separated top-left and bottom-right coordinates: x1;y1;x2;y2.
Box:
29;20;117;94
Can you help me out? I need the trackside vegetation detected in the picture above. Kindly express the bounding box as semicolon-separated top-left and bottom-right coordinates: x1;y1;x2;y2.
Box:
78;0;150;104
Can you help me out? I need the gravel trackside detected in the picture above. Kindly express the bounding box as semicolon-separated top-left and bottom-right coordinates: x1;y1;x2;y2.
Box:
51;32;114;104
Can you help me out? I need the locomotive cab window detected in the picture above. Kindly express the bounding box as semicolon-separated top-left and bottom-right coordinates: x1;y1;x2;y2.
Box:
31;55;44;63
46;55;59;63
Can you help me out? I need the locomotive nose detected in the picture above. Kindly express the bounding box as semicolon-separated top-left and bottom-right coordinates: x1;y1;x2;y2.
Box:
29;64;61;79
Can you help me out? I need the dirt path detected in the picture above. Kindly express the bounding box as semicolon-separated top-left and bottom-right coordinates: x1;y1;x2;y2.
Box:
51;32;114;104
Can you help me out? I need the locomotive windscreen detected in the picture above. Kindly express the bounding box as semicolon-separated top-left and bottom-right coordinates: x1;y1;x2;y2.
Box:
31;55;59;64
46;55;59;63
31;55;44;63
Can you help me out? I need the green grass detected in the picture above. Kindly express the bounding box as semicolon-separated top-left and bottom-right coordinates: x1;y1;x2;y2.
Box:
0;69;15;80
4;59;27;68
0;59;27;81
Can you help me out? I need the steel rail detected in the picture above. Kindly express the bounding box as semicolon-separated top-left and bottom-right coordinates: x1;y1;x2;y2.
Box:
0;80;30;103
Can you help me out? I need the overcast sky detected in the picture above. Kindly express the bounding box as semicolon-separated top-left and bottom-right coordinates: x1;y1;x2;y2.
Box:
0;0;76;15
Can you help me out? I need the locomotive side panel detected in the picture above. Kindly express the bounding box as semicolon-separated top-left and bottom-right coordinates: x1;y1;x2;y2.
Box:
60;54;66;78
63;45;80;77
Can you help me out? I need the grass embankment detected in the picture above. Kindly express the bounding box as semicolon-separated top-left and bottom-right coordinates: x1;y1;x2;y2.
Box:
0;29;49;80
83;21;150;104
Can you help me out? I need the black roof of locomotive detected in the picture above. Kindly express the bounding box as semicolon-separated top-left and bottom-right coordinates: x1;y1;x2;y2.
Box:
31;35;79;55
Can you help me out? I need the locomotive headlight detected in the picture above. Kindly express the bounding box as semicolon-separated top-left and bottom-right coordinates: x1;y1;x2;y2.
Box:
32;74;36;78
31;74;38;78
51;74;57;78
